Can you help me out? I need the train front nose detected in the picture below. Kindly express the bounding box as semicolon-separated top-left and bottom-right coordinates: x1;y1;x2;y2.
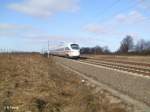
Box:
73;50;80;56
69;50;80;57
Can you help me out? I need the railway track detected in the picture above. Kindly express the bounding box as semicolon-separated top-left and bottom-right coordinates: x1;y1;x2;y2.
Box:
59;63;150;112
83;56;150;67
79;58;150;76
56;56;150;108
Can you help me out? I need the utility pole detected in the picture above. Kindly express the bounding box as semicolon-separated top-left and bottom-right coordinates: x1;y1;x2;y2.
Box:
48;40;49;58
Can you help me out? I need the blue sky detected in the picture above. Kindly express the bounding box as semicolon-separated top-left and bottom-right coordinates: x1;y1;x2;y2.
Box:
0;0;150;51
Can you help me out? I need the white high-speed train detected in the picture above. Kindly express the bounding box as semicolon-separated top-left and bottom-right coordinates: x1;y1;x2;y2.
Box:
50;43;80;58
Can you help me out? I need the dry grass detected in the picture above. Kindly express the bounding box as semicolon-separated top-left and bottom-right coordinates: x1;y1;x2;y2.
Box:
0;54;132;112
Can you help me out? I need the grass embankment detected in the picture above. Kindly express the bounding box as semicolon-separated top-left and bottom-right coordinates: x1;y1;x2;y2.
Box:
0;54;132;112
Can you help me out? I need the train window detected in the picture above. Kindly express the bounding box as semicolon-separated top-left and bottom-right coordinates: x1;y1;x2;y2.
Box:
71;44;79;50
65;47;70;50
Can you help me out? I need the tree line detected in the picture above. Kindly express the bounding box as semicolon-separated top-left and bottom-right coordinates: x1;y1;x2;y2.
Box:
80;35;150;55
80;46;110;54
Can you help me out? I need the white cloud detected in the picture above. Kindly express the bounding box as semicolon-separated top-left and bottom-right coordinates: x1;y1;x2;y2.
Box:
115;11;146;24
0;23;33;30
138;0;150;9
8;0;79;17
0;23;45;38
24;35;66;44
84;11;148;35
0;23;70;45
83;23;114;34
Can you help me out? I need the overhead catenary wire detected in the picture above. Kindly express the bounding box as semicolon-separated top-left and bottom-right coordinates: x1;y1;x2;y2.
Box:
96;0;121;22
101;0;121;13
97;0;150;23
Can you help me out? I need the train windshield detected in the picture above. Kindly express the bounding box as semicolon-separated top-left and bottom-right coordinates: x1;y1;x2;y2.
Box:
71;44;79;50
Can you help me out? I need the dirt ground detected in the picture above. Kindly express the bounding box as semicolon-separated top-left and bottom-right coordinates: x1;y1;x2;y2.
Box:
0;54;133;112
83;54;150;64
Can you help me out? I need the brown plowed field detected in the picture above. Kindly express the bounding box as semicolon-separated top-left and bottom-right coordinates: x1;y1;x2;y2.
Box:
83;55;150;64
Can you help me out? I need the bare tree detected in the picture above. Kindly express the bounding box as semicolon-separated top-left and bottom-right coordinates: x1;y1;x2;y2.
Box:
119;35;134;53
103;46;110;54
80;47;91;54
93;46;103;54
80;46;110;54
135;39;145;52
145;41;150;50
